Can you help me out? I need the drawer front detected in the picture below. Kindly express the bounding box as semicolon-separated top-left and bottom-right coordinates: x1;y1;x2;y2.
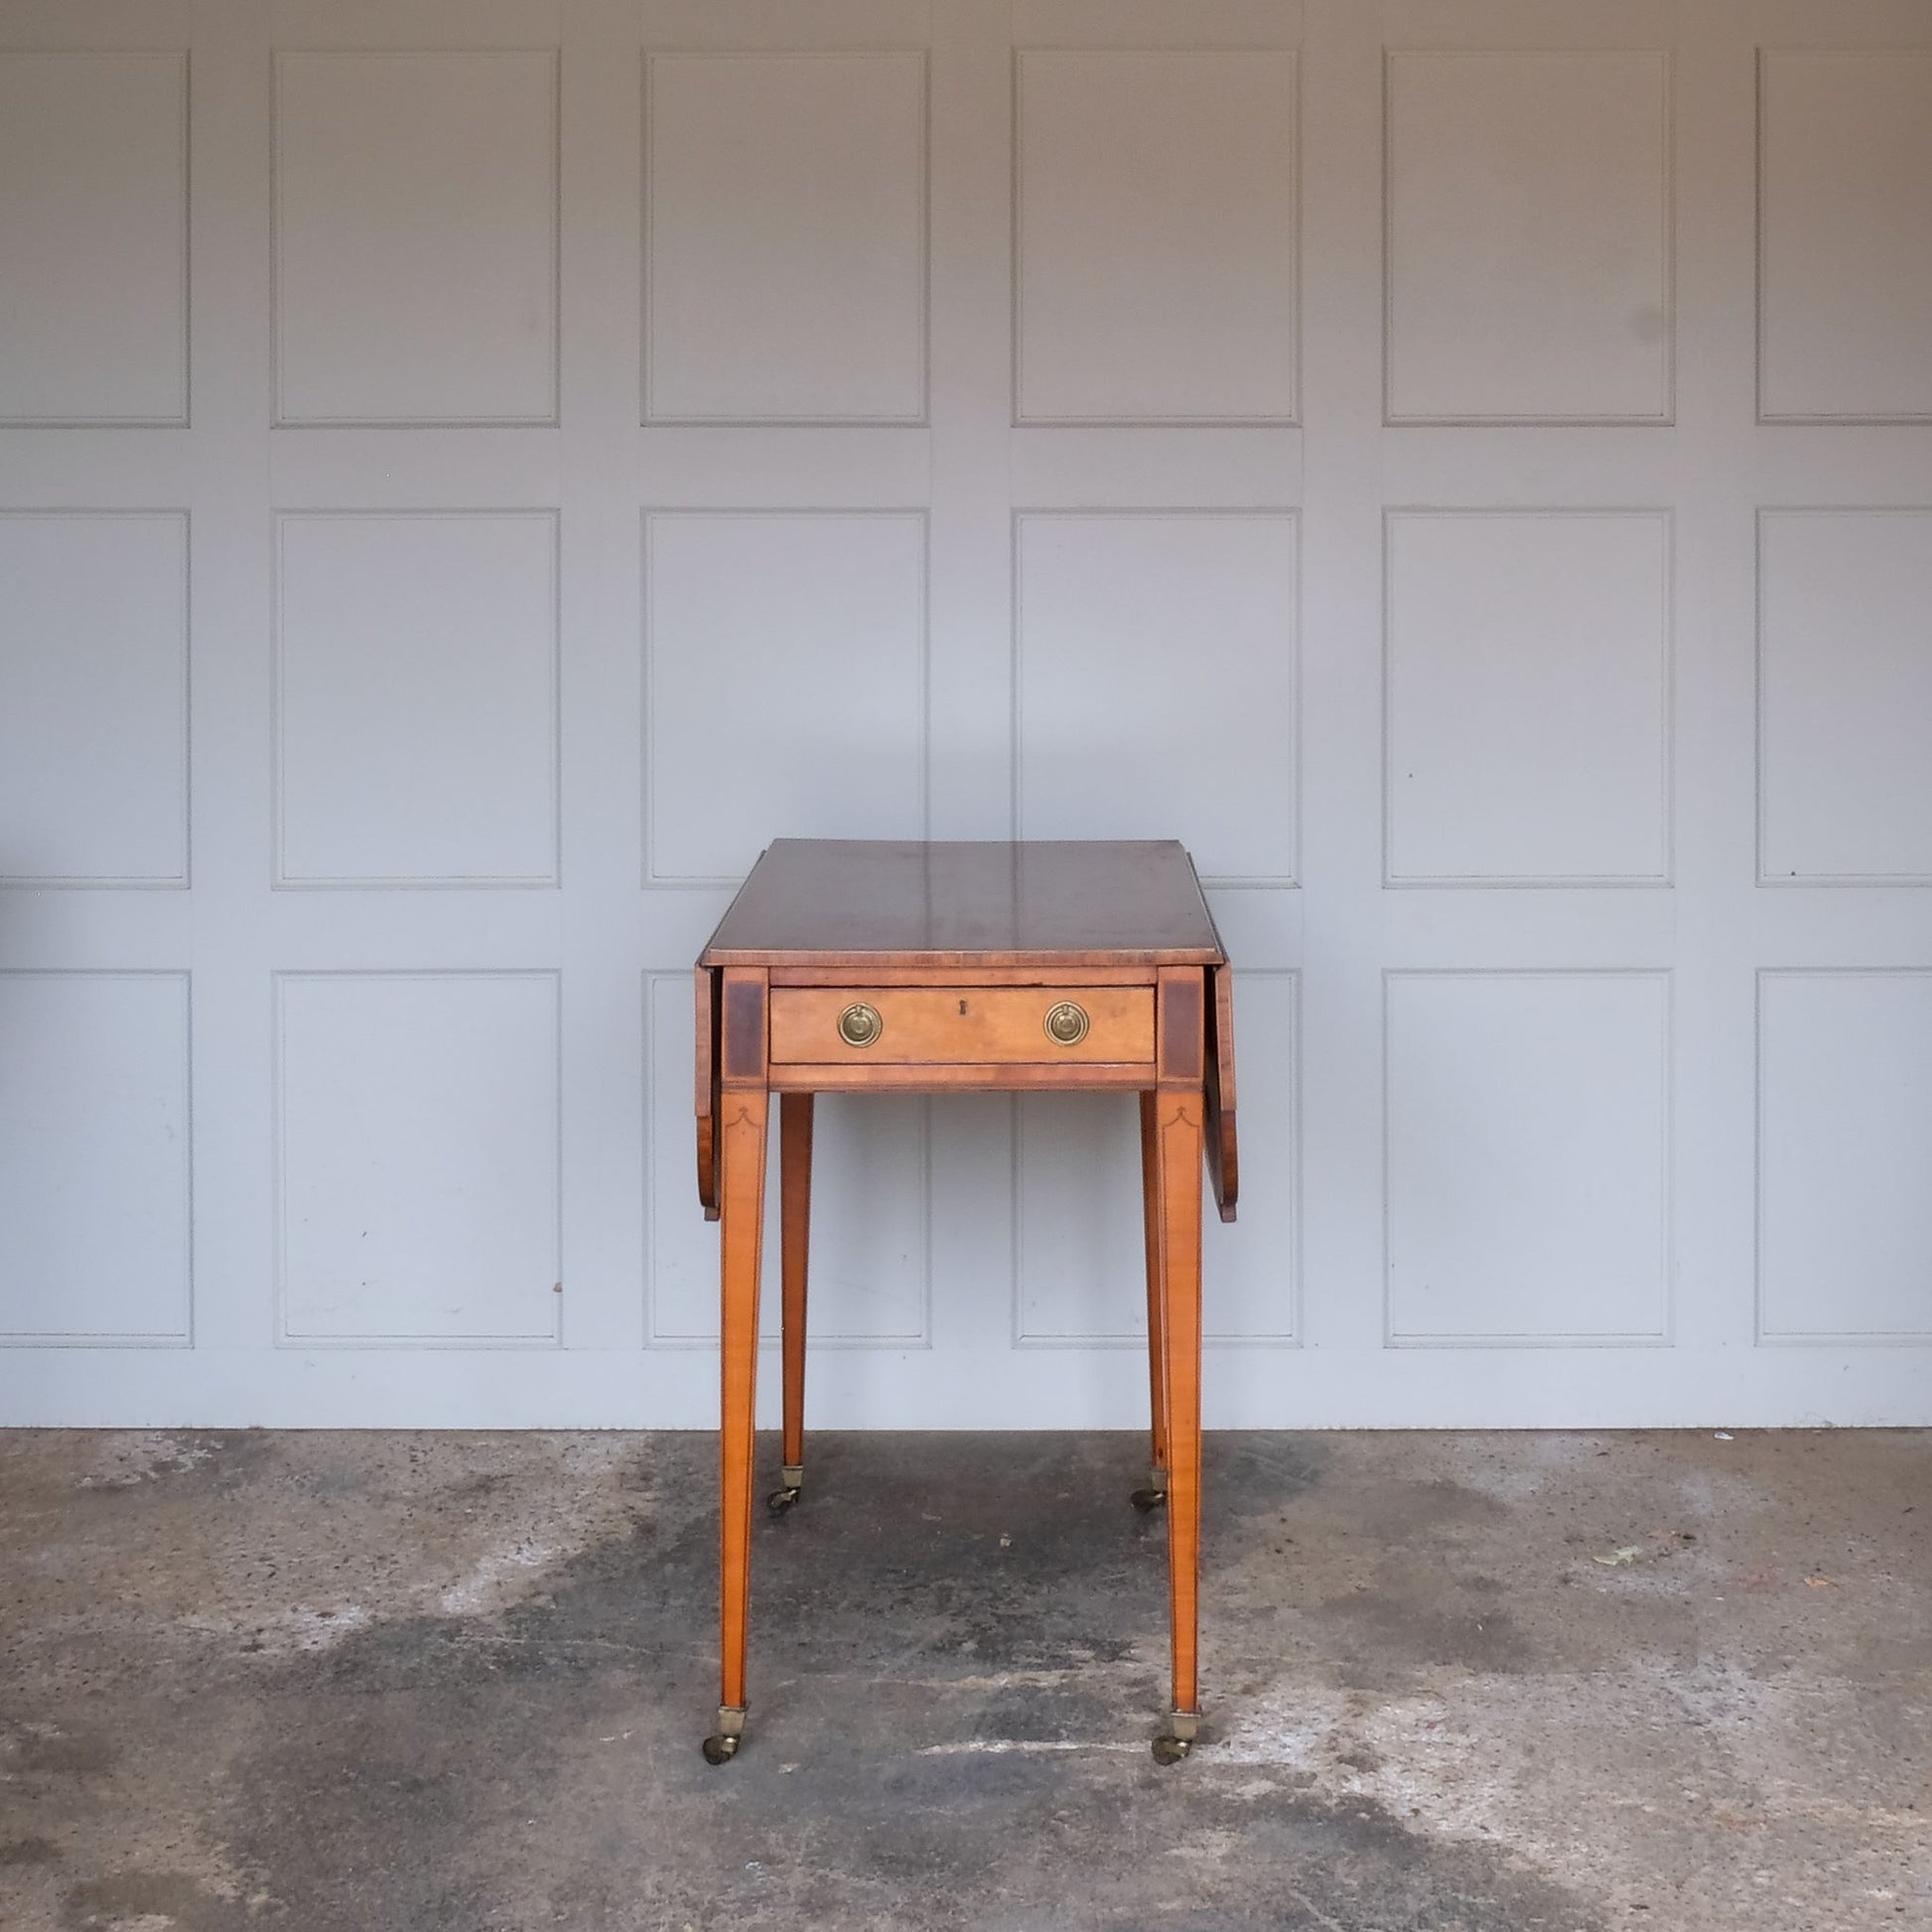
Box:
768;985;1154;1065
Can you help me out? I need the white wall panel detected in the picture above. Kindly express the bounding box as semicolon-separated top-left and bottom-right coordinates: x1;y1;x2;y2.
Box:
0;513;189;887
276;973;560;1344
275;512;559;887
1386;972;1670;1345
0;973;191;1344
645;976;927;1348
1;0;1927;1431
1386;511;1670;886
1014;51;1297;424
1759;973;1932;1343
1015;512;1297;884
1758;53;1932;423
1386;51;1671;424
1016;971;1297;1345
1759;510;1932;885
273;51;559;425
645;512;927;884
0;52;187;425
644;52;927;424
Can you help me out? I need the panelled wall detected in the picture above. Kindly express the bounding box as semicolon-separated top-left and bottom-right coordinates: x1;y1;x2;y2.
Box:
1;0;1928;1427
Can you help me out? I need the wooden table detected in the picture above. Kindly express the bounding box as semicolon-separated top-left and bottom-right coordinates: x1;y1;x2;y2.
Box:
693;839;1238;1764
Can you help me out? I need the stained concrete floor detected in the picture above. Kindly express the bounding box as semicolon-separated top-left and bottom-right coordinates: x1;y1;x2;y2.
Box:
0;1430;1927;1932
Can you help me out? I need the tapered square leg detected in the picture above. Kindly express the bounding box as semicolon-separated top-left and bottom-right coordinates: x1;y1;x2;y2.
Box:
1152;967;1207;1762
1154;1088;1204;1753
708;969;769;1765
770;1092;814;1513
712;1089;767;1752
1133;1090;1171;1512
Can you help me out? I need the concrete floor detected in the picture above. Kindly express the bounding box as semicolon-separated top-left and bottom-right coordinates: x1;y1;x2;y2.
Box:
0;1430;1926;1932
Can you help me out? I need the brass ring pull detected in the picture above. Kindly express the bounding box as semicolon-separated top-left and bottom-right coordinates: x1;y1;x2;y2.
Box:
837;1002;883;1049
1043;1001;1090;1047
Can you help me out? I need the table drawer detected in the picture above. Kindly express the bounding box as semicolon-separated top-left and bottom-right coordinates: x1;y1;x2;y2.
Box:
768;985;1154;1065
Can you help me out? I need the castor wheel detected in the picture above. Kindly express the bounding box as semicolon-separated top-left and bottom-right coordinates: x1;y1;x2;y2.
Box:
702;1705;747;1765
766;1464;805;1514
1131;1464;1169;1512
1152;1711;1198;1765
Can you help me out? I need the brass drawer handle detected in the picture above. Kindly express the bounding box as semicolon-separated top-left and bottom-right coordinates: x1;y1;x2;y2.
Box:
1043;1001;1090;1046
837;1002;883;1048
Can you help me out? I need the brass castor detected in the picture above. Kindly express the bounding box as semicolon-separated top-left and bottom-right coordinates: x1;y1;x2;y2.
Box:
702;1705;747;1765
1131;1464;1169;1512
1153;1710;1198;1765
766;1463;805;1514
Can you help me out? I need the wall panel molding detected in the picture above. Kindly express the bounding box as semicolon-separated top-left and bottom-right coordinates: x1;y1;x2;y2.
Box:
1384;48;1674;426
642;508;931;887
1757;968;1932;1346
271;48;561;427
1756;50;1932;425
1012;508;1300;888
1756;506;1932;887
1012;967;1299;1348
0;50;190;426
1384;968;1674;1347
1383;507;1673;889
274;969;564;1347
642;970;933;1349
643;49;929;426
1013;47;1299;426
0;509;191;888
272;508;562;889
0;969;193;1347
